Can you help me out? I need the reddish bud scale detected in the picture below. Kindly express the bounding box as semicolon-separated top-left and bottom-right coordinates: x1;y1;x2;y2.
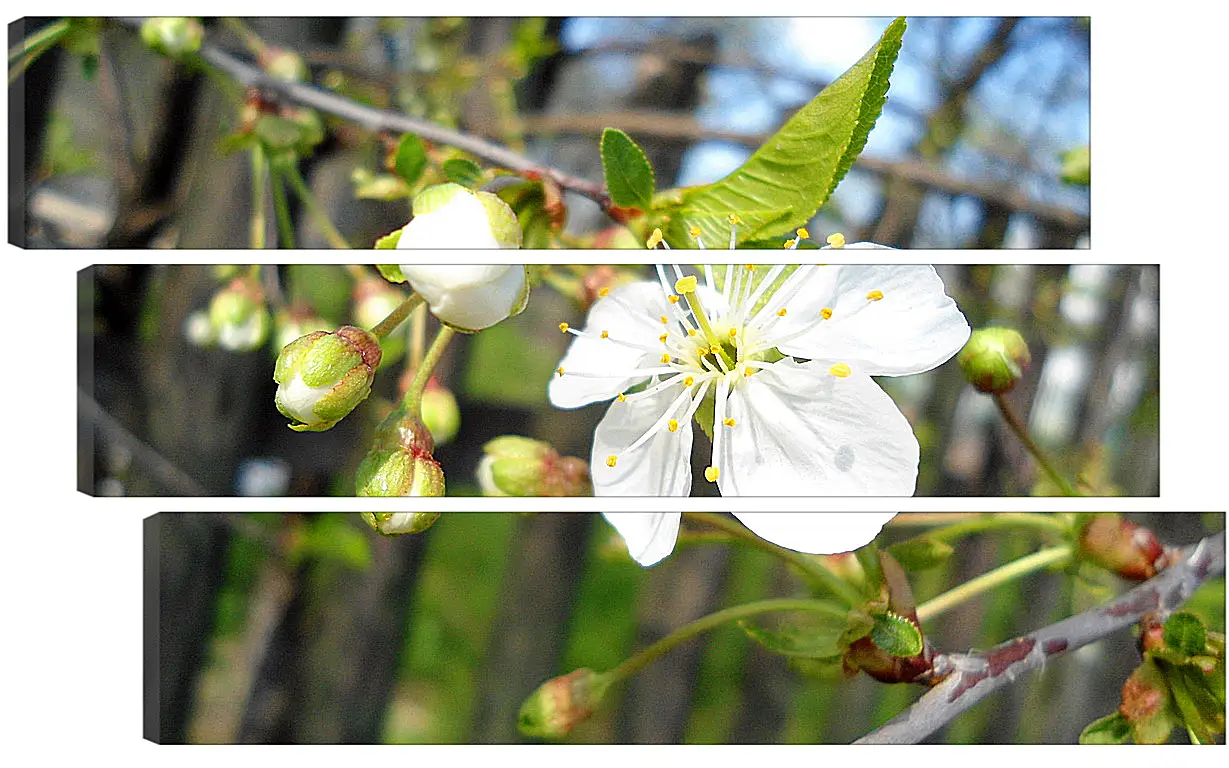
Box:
846;636;934;684
1078;515;1165;581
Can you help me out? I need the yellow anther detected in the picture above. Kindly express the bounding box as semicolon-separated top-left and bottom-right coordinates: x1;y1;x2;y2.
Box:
727;214;741;225
660;353;672;364
743;366;754;377
660;315;669;324
606;455;618;467
689;225;701;237
696;346;709;355
704;466;720;482
723;418;736;427
820;307;833;320
674;275;698;294
668;294;681;304
866;290;884;302
600;330;610;339
688;328;698;337
682;376;695;386
658;333;668;343
555;367;565;376
617;393;627;402
829;363;852;378
667;419;679;433
646;229;664;249
599;287;611;297
745;264;756;271
796;227;810;240
784;238;797;249
728;328;738;338
558;322;570;333
826;232;846;249
776;307;787;317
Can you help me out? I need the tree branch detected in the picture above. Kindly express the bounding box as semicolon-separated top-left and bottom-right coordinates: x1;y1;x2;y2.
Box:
855;530;1225;744
110;19;611;210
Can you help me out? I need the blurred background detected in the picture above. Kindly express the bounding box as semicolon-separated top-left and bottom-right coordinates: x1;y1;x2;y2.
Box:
15;17;1089;248
147;512;1225;744
82;263;1158;497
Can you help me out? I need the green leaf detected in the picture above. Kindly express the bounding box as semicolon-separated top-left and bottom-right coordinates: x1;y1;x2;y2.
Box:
1167;664;1223;743
600;128;655;210
870;612;923;658
394;133;429;186
442;158;483;188
374;263;406;281
738;610;851;659
1164;612;1208;658
887;536;955;572
1060;145;1091;186
653;17;906;247
1079;712;1132;744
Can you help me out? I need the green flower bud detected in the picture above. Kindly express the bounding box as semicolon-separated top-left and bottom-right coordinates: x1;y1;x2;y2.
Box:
261;48;309;83
274;326;383;432
518;669;611;740
361;512;440;536
140;17;204;59
477;436;591;496
355;405;445;497
273;306;331;356
420;382;460;446
958;327;1030;394
209;278;270;352
1077;514;1165;581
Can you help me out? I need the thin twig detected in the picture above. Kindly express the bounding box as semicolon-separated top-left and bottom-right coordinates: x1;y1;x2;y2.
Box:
856;530;1226;744
108;19;612;210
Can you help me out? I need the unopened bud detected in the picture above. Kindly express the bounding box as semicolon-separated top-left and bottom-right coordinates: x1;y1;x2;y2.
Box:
477;436;591;496
420;382;461;446
261;48;309;83
183;310;215;347
398;264;530;333
518;669;611;740
140;17;204;58
1077;514;1165;581
355;405;445;497
397;182;522;249
273;306;331;354
354;277;409;367
274;326;382;432
1119;659;1177;744
209;277;270;352
958;327;1030;394
361;512;440;536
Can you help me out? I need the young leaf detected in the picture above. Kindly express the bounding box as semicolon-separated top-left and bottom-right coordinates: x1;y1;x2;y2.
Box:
1078;712;1133;744
870;612;923;658
1163;612;1208;658
394;133;429;186
887;536;955;572
442;158;483;188
600;128;655;210
738;614;849;659
653;17;906;247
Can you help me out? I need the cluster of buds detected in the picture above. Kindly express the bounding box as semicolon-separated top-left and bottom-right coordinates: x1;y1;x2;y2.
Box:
477;436;591;496
354;405;445;498
274;326;382;431
958;327;1031;394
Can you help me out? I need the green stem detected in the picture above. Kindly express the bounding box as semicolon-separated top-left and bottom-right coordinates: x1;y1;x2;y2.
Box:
8;19;69;63
269;169;296;249
221;17;268;57
683;512;866;608
409;302;427;370
917;513;1071;545
249;145;268;249
369;293;425;340
403;325;455;415
915;545;1073;624
281;159;351;249
609;598;849;685
994;393;1078;497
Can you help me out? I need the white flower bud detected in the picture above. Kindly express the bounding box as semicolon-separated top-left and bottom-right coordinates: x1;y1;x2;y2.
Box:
398;265;529;332
396;182;521;249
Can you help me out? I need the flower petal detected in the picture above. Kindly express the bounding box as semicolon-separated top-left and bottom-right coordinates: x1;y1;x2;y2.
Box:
591;383;694;496
549;281;673;409
718;359;918;495
777;265;969;376
601;512;681;566
731;512;897;554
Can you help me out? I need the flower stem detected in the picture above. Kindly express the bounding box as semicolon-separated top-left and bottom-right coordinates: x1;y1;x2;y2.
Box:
404;325;455;414
609;598;849;684
280;160;351;249
993;393;1078;496
683;512;866;607
249;146;268;249
914;513;1072;545
8;19;69;63
369;293;425;340
269;170;296;249
915;545;1073;624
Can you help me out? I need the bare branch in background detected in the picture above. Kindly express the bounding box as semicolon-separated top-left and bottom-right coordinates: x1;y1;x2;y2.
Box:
857;530;1226;744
